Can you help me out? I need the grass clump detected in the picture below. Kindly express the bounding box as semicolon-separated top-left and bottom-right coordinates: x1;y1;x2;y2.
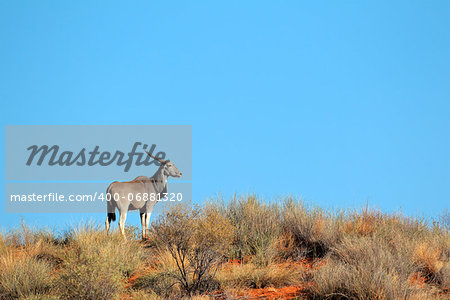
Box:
0;254;53;299
222;195;281;265
56;223;146;300
413;240;449;290
310;236;420;299
280;198;342;259
216;263;303;290
131;250;182;298
310;217;450;299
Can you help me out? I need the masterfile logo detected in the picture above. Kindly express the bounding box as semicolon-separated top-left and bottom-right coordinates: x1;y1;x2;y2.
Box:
6;125;192;181
26;142;166;172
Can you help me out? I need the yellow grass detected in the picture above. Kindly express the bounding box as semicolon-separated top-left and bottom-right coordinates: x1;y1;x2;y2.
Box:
0;196;448;299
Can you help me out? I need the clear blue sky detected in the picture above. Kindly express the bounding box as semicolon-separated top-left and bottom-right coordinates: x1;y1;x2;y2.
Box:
1;1;449;229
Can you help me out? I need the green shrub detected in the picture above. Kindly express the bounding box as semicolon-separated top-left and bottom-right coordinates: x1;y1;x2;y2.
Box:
223;195;281;265
150;203;233;297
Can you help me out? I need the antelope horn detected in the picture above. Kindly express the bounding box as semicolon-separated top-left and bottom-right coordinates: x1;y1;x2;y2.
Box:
145;151;166;163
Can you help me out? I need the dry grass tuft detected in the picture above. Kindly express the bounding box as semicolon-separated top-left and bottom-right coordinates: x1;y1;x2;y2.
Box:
414;241;449;289
344;209;382;236
131;250;182;298
311;236;419;299
55;223;146;300
280;198;342;259
0;253;53;299
216;262;304;290
222;195;281;266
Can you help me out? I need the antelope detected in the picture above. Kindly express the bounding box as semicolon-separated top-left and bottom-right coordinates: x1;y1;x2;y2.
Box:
105;151;182;239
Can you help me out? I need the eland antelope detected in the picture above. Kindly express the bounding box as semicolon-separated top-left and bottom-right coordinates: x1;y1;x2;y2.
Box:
105;152;182;239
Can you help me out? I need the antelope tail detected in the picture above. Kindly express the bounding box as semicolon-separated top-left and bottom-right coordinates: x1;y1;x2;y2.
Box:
107;212;116;222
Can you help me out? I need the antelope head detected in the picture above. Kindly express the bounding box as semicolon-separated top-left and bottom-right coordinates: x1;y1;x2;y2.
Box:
145;151;182;178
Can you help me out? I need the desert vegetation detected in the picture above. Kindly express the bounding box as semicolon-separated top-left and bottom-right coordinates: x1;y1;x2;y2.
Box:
0;196;448;299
